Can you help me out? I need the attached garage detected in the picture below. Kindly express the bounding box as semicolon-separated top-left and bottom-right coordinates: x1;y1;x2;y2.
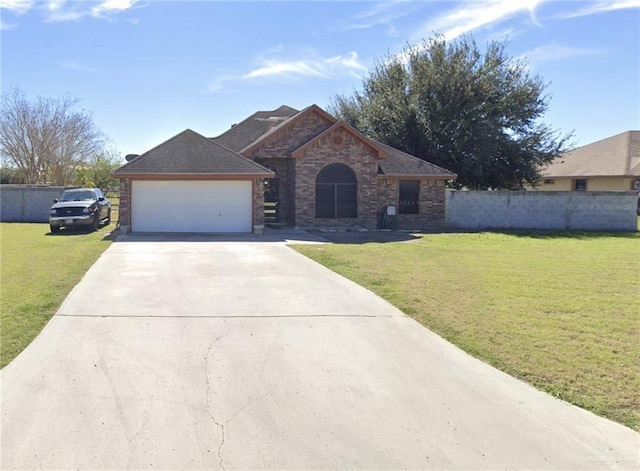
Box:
113;129;274;234
132;180;252;233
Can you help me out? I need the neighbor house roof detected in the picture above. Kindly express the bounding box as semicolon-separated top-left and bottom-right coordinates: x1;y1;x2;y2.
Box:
113;129;274;178
376;142;457;179
542;131;640;178
212;105;299;152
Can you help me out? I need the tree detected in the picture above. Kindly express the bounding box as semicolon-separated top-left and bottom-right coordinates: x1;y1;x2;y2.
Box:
0;88;106;186
330;35;572;189
0;165;23;184
75;148;122;191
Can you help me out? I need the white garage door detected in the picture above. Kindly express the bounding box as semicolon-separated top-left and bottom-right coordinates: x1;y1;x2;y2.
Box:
132;180;252;233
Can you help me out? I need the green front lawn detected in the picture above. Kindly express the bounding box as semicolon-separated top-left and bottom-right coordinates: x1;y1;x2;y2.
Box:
293;231;640;430
0;223;114;368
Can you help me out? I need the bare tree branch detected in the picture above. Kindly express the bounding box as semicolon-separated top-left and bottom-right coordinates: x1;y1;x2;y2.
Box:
0;88;107;185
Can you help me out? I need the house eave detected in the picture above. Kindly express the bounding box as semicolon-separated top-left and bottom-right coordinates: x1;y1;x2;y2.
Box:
113;172;275;180
541;174;638;179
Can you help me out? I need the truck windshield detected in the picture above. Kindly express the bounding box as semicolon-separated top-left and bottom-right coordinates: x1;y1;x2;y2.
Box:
60;190;95;201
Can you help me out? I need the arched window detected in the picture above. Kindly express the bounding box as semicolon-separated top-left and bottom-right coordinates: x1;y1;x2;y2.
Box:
315;163;357;218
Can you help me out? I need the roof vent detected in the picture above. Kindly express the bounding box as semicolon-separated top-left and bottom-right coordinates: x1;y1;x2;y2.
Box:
125;154;139;162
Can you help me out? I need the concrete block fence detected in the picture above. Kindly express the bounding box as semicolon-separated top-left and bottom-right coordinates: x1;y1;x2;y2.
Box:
0;185;65;223
446;190;637;231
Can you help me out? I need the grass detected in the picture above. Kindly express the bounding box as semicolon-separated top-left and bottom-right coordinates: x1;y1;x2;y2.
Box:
0;223;114;368
293;231;640;430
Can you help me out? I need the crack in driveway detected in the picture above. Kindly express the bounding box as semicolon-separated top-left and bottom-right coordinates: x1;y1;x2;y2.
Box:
204;318;231;471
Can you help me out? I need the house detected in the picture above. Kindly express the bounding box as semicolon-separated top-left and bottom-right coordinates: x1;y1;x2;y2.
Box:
113;104;456;233
534;131;640;192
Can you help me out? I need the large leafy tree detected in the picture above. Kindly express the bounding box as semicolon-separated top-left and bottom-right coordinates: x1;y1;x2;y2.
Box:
75;148;121;191
330;35;572;189
0;88;106;186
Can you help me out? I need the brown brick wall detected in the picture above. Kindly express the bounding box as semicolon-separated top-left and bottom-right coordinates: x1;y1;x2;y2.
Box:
252;179;265;228
295;127;380;229
118;178;131;227
377;178;447;229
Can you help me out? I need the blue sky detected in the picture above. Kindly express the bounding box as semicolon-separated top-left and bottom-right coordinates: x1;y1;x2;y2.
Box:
1;0;639;158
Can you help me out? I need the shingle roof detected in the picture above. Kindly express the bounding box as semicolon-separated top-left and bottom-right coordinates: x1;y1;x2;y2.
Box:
240;104;337;156
376;141;457;178
212;105;299;152
217;104;455;178
542;131;640;178
113;129;274;177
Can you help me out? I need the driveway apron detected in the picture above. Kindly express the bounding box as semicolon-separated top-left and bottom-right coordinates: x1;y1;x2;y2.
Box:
1;235;638;470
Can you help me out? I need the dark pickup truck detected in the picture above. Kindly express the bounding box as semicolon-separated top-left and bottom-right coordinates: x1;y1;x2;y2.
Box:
49;188;111;233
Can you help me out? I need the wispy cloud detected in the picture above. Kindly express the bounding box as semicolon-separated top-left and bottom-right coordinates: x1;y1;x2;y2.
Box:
484;27;525;42
206;50;367;93
519;44;600;66
1;0;142;24
0;0;33;14
243;51;366;80
0;19;14;29
338;0;422;33
555;0;640;18
410;0;547;41
59;60;100;73
207;74;235;93
45;6;85;22
92;0;136;18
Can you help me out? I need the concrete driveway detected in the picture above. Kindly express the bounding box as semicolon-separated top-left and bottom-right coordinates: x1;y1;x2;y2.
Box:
1;234;638;470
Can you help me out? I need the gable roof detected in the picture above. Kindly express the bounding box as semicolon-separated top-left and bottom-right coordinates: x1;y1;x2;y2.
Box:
113;129;274;177
214;103;456;179
376;142;457;179
239;104;337;156
212;105;299;152
291;121;388;159
542;131;640;178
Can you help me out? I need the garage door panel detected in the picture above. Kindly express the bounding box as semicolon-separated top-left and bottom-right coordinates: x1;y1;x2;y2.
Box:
132;180;252;233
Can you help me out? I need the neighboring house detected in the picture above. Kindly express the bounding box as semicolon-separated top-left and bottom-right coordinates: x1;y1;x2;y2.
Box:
534;131;640;192
114;104;456;233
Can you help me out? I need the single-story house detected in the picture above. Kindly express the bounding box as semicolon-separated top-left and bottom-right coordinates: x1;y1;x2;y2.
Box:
533;130;640;192
113;104;456;233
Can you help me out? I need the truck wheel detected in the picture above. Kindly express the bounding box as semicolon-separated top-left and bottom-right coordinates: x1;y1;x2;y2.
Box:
50;225;60;234
92;214;100;232
105;210;111;226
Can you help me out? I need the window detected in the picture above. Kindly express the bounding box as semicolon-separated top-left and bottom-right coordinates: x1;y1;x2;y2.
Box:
543;179;555;185
574;179;587;191
315;163;357;218
399;180;419;214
